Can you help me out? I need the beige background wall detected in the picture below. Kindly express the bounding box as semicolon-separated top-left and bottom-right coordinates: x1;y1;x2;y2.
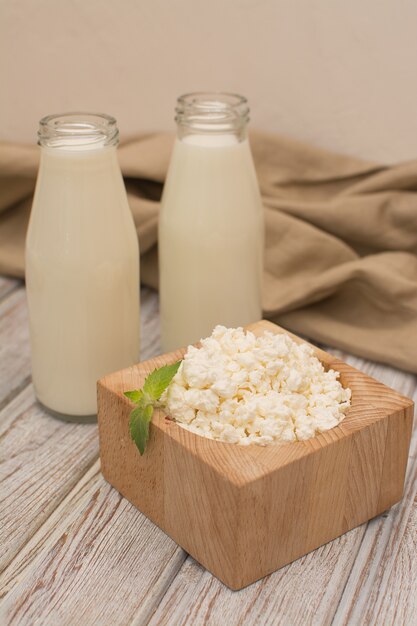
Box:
1;0;417;163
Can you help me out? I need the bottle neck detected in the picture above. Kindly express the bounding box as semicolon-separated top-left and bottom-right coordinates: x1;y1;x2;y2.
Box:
38;112;119;151
175;93;249;144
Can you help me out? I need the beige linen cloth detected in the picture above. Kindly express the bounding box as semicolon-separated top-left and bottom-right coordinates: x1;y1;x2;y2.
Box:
1;132;416;372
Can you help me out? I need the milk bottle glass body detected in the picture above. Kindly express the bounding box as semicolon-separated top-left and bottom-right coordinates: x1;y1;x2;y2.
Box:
26;113;140;421
159;93;264;351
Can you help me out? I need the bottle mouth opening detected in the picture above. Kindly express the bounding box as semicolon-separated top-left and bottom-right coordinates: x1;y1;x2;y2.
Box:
38;112;119;149
176;92;250;132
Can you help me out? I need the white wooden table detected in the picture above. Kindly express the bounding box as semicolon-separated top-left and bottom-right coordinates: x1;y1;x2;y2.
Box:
0;276;416;626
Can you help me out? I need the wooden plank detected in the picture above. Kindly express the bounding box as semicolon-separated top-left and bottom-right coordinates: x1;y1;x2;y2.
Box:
332;386;417;626
0;385;99;571
0;460;186;626
147;354;416;625
0;288;31;410
0;277;21;301
0;462;103;598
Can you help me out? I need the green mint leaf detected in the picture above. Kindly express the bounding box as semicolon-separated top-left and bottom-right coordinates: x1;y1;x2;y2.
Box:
143;361;182;401
129;402;154;456
124;389;144;403
124;360;182;455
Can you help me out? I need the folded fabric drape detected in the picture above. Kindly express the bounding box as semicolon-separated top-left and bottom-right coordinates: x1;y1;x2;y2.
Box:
1;131;416;372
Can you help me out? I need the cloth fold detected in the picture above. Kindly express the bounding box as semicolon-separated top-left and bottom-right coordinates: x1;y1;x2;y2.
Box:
1;132;416;373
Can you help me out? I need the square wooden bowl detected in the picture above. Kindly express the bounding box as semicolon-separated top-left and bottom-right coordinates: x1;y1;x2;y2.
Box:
97;320;414;590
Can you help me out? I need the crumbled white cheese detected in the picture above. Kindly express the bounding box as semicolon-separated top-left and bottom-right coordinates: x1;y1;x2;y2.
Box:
161;326;351;446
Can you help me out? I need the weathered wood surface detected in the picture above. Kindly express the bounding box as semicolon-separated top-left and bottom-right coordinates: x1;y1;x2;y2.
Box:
0;385;98;572
0;460;185;626
0;283;416;625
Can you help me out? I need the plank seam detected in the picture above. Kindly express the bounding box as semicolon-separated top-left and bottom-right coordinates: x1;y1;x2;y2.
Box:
329;523;370;626
0;452;100;582
0;460;102;601
0;376;32;414
130;547;188;626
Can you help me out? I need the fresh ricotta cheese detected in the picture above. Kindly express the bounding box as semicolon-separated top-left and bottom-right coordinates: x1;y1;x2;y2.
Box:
161;326;351;446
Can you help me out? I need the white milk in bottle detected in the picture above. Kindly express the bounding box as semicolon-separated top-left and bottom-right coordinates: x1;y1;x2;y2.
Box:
159;93;264;351
26;113;140;420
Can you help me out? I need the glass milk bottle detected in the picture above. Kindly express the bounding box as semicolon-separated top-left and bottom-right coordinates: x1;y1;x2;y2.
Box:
26;113;140;421
159;93;264;351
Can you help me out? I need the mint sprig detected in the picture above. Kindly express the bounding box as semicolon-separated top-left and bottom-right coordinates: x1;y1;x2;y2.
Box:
124;361;182;455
